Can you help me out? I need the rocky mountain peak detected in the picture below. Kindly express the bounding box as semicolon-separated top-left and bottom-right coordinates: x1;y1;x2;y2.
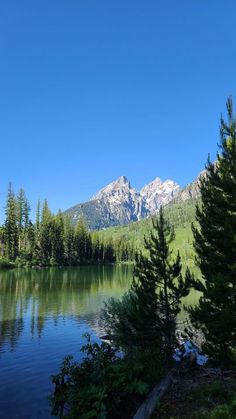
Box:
65;174;182;230
91;176;132;201
140;177;180;214
116;175;129;185
89;176;148;224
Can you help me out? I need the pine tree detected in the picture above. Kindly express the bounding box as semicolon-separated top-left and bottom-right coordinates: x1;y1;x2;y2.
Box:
92;233;101;262
63;215;74;265
73;218;90;263
50;210;65;266
32;199;41;265
16;188;30;254
4;183;18;261
102;207;190;359
40;200;53;265
189;97;236;364
103;240;116;263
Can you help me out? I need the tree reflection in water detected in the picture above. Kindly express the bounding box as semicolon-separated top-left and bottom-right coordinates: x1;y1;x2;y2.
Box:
0;265;132;352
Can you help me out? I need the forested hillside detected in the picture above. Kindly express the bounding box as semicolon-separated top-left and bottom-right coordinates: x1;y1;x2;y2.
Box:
96;199;198;269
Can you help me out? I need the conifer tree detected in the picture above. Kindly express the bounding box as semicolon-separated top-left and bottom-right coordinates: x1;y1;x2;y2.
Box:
33;199;41;265
35;199;41;235
16;188;30;254
4;183;18;261
102;207;190;359
73;218;89;263
50;210;65;266
40;200;53;265
63;215;74;265
92;233;101;262
189;97;236;364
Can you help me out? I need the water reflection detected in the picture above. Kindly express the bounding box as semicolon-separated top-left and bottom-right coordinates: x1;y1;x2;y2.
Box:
0;265;132;352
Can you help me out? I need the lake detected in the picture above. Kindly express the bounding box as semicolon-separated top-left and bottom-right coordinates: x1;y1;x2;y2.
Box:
0;265;133;419
0;265;200;419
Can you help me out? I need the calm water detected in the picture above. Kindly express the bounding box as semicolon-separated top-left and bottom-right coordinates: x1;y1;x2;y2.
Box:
0;265;200;419
0;265;133;419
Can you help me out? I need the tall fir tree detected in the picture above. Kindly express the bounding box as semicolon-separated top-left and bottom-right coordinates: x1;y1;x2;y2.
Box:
63;215;74;265
73;218;90;263
4;183;18;261
189;97;236;364
102;207;190;359
32;199;41;264
50;210;65;266
40;200;53;265
16;188;30;254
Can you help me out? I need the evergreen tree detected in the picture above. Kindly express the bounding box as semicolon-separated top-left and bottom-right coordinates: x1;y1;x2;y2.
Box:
103;240;116;263
35;199;41;235
40;200;53;265
189;97;236;364
73;218;90;263
32;199;41;265
16;188;30;254
91;233;101;262
26;221;36;261
4;183;18;261
102;207;190;359
50;210;65;266
63;215;74;265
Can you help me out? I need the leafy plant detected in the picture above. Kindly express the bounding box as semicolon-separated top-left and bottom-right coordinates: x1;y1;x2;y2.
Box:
50;334;163;419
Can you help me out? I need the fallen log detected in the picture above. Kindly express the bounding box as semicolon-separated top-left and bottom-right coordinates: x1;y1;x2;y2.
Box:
133;369;175;419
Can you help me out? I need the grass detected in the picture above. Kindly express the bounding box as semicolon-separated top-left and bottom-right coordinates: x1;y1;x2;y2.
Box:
153;368;236;419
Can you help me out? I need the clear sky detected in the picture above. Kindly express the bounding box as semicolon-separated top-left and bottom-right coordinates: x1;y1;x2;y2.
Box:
1;0;236;221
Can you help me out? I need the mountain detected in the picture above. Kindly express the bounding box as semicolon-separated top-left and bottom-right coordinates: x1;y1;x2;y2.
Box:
140;177;180;213
64;175;181;230
91;175;148;222
172;170;204;203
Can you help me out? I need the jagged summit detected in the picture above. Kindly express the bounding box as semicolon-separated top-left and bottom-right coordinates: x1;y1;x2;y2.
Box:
91;175;131;201
117;175;129;184
90;175;148;225
140;177;180;214
65;175;182;229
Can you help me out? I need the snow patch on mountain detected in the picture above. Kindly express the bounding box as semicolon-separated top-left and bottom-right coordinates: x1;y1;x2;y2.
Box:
140;177;180;214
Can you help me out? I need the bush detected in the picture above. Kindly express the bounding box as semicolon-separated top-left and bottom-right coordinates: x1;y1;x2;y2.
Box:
50;334;164;419
0;257;15;269
200;399;236;419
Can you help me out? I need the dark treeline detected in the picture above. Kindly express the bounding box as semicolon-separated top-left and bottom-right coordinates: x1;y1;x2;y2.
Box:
0;184;134;267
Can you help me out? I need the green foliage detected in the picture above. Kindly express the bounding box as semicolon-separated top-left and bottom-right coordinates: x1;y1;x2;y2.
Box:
193;380;236;406
197;390;236;419
0;187;120;267
0;180;198;269
4;183;18;261
0;257;15;269
97;199;197;268
50;334;163;419
205;400;236;419
101;208;191;360
188;97;236;365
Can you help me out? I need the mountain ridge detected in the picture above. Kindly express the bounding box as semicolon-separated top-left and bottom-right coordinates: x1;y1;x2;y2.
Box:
64;173;201;230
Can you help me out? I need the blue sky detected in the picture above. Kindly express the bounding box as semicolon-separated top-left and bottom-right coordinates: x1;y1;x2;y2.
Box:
0;1;236;221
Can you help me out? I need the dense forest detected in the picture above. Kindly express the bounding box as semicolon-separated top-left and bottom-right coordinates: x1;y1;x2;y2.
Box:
0;184;135;267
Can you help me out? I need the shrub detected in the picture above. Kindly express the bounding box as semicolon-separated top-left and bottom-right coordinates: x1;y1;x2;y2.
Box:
50;334;164;419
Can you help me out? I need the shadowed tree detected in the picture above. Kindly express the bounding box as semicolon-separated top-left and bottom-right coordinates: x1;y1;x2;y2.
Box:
189;97;236;365
4;183;18;261
102;207;191;361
